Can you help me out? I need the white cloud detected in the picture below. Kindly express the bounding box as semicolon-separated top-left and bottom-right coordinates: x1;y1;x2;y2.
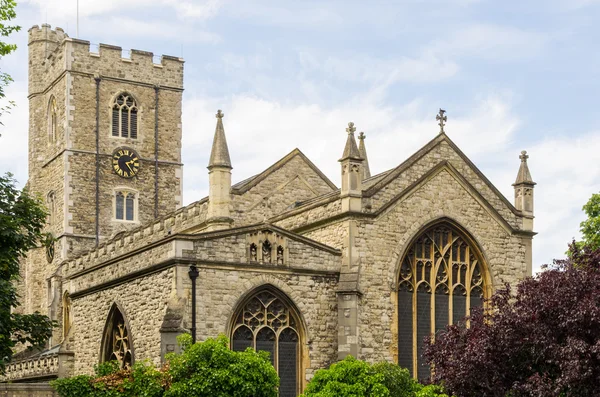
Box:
23;0;223;20
426;24;548;61
0;82;29;185
298;51;460;85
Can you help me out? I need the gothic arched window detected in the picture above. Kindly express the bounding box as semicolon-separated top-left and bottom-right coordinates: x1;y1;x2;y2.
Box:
100;303;134;370
48;96;57;143
231;289;302;397
397;222;489;379
114;190;137;221
112;93;138;139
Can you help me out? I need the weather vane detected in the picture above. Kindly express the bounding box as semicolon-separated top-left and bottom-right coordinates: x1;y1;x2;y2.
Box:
436;108;447;134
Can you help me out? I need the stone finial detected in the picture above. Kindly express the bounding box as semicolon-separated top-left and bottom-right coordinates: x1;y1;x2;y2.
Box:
436;108;447;134
346;122;356;134
340;122;362;161
514;150;535;185
208;109;232;169
357;132;371;179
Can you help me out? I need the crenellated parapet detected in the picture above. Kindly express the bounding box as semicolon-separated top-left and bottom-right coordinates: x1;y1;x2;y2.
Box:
62;199;208;278
27;24;184;96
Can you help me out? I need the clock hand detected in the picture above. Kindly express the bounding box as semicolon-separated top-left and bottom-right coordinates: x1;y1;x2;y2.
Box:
125;160;134;174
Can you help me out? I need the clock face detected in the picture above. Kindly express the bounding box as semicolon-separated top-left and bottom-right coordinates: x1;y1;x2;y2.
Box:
112;147;140;178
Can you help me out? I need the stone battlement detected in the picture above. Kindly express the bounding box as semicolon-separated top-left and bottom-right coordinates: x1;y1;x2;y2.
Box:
28;24;184;91
64;199;208;278
1;353;59;382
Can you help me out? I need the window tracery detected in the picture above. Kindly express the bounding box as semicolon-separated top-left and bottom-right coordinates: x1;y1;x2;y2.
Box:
112;93;138;139
101;304;133;370
231;289;301;397
397;223;487;379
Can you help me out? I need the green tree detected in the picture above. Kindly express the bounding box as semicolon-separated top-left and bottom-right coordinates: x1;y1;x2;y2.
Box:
0;173;54;373
0;0;20;123
579;192;600;250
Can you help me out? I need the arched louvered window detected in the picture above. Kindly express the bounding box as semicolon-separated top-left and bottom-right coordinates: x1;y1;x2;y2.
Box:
100;303;134;370
112;93;138;138
114;190;137;221
48;96;57;143
231;289;302;397
397;222;489;380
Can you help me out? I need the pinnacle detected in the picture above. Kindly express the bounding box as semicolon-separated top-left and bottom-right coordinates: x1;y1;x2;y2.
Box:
340;122;362;161
513;150;535;185
208;109;232;169
358;132;371;179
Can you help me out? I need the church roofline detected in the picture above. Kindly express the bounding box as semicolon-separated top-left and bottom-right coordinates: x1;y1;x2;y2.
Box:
231;148;337;194
362;132;523;216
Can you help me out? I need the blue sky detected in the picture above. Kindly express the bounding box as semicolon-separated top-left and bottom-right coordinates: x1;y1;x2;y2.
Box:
1;0;599;272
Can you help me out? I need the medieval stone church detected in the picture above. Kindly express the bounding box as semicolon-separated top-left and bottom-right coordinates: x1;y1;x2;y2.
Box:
2;24;536;396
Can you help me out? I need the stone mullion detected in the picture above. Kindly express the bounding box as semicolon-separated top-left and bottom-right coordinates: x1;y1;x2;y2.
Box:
411;249;418;377
448;231;454;325
465;245;472;315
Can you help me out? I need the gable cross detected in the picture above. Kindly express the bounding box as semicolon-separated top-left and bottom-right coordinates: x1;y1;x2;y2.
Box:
346;122;356;135
436;108;447;134
216;109;224;119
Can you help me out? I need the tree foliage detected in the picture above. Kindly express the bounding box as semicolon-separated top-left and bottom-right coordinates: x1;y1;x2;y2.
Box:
425;243;600;397
52;334;279;397
0;173;54;373
0;0;20;123
579;192;600;250
301;356;448;397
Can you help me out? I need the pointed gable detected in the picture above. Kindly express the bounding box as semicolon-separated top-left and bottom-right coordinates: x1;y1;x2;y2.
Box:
231;149;337;224
364;133;523;230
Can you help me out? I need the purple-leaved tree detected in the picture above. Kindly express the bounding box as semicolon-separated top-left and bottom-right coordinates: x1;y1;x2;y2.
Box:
424;243;600;397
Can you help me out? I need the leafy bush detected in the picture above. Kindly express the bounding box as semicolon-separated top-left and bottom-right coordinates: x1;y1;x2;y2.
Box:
52;334;278;397
165;334;278;397
301;356;448;397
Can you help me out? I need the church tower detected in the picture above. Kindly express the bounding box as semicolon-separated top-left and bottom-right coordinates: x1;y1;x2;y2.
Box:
24;24;184;321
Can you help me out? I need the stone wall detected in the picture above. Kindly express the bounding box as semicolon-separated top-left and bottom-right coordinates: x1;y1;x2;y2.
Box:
71;268;174;374
0;384;57;397
232;153;335;225
192;268;339;385
356;167;529;364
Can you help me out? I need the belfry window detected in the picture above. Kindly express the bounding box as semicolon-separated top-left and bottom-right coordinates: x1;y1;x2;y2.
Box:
231;289;302;397
48;96;57;143
114;190;137;221
101;304;133;370
397;223;488;380
112;93;138;138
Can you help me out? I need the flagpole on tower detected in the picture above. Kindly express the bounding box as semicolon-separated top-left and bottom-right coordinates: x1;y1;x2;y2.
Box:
76;0;79;38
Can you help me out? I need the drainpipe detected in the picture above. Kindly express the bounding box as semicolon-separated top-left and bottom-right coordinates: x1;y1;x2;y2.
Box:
188;265;199;343
154;85;159;219
94;77;101;247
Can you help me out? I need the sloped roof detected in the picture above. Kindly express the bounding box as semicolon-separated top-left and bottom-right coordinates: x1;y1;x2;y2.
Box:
231;148;337;194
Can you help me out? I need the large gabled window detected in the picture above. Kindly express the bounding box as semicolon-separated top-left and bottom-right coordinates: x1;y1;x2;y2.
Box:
397;222;490;380
112;93;138;139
